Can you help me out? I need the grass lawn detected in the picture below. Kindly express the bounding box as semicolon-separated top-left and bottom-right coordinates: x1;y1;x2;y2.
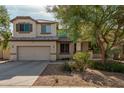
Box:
33;64;124;87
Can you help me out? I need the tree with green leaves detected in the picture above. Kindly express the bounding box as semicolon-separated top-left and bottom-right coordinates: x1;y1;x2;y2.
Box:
0;6;10;31
48;5;124;63
0;31;12;49
0;5;11;59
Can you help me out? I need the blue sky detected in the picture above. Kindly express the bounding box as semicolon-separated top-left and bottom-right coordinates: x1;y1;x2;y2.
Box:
6;5;55;20
6;5;55;30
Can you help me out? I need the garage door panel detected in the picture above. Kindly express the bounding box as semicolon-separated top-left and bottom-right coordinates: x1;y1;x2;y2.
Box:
18;46;50;60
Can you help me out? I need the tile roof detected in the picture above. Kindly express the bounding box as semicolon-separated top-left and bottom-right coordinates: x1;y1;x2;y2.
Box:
10;36;93;42
10;36;73;42
58;37;71;42
36;19;57;23
11;36;59;41
10;16;57;24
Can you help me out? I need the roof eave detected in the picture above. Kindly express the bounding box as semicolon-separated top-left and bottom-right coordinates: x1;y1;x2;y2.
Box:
11;16;36;23
10;16;58;24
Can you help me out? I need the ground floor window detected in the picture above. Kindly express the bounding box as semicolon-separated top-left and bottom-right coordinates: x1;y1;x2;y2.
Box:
60;43;69;54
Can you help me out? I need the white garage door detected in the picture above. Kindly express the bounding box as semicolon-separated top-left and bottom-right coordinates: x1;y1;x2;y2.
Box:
18;46;50;60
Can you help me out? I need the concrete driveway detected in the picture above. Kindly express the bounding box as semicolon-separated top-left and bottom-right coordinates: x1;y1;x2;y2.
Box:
0;61;48;86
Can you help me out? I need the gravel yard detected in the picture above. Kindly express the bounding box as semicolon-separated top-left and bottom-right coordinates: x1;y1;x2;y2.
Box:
33;64;124;87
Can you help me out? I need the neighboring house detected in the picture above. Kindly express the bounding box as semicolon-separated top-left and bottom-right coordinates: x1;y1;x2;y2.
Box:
10;16;90;61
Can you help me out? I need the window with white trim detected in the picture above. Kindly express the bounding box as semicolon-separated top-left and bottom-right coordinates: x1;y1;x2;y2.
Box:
41;24;51;33
16;23;32;32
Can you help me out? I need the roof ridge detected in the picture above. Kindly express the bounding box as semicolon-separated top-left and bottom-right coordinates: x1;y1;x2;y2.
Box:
36;19;55;21
11;16;57;23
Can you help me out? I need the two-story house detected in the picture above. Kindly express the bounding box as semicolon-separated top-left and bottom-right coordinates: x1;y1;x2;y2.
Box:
10;16;90;61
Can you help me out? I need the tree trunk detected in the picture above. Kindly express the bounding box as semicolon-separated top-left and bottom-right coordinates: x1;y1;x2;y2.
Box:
96;35;106;63
95;28;109;63
100;47;110;63
100;46;108;63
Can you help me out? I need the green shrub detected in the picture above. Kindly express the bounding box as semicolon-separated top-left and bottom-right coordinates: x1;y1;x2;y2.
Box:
105;62;124;73
72;52;90;72
90;61;124;73
73;52;90;63
63;62;72;72
89;61;105;70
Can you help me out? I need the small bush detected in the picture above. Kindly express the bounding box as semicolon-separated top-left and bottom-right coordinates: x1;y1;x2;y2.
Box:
63;62;72;72
90;61;124;73
105;62;124;73
73;52;90;63
72;52;90;72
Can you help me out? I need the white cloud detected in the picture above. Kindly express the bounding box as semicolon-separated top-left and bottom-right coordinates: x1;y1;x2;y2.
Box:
6;5;55;21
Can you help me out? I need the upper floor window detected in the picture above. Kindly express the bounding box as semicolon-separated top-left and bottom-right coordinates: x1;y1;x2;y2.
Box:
41;24;51;34
16;23;32;32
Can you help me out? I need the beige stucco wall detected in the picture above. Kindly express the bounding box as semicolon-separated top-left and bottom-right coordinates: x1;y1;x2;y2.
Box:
92;53;102;59
76;42;81;52
76;42;94;59
13;19;37;37
112;44;124;60
10;41;57;61
81;42;89;51
12;18;57;38
76;42;89;52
